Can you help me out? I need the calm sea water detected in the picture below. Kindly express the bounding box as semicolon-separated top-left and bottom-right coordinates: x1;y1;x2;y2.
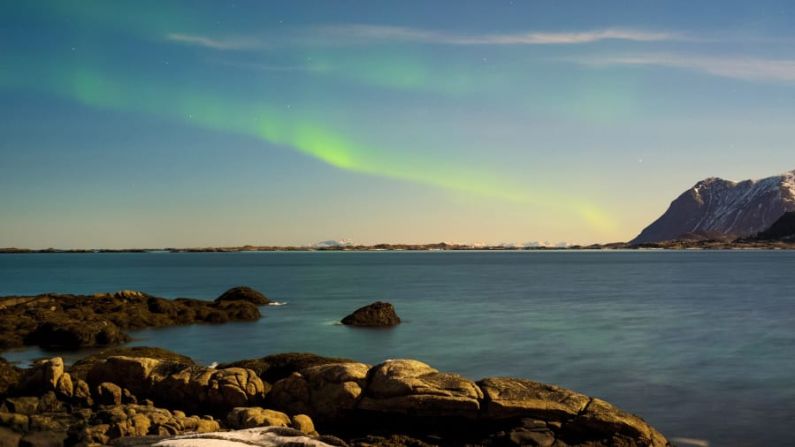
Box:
1;251;793;446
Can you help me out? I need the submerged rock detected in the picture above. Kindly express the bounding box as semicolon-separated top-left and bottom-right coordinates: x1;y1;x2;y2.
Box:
341;302;401;327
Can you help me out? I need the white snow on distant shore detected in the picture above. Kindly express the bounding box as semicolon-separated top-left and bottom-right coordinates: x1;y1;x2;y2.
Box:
313;240;353;248
523;241;571;248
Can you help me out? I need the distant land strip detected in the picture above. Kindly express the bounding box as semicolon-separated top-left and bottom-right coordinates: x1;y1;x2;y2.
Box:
2;240;795;253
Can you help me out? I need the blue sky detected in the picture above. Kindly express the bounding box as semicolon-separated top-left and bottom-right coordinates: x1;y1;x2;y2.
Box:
2;1;795;248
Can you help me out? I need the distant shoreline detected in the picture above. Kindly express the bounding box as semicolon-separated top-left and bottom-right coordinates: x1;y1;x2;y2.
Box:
2;240;794;253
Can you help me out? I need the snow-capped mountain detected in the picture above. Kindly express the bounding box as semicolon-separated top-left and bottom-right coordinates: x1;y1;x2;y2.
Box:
631;169;795;244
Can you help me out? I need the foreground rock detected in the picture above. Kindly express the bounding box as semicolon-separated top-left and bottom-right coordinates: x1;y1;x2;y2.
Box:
264;356;669;446
86;356;267;415
358;359;482;417
340;302;401;327
74;403;221;444
268;363;370;420
220;353;356;385
478;377;591;419
70;347;196;381
0;288;266;351
0;350;670;447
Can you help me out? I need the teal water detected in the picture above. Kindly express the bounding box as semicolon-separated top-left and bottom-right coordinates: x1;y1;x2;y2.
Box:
1;251;793;446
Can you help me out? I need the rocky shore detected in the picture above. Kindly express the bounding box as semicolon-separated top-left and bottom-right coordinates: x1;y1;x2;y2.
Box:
0;289;669;446
0;288;267;351
0;349;670;447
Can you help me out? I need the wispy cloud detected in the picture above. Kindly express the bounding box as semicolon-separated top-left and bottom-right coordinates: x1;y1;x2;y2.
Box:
166;33;263;50
315;25;683;45
574;53;795;83
165;26;681;51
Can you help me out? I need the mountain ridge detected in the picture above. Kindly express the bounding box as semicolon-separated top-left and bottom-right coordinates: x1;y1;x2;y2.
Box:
632;169;795;244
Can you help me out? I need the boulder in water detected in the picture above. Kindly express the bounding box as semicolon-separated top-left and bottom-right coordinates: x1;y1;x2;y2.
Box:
341;302;400;327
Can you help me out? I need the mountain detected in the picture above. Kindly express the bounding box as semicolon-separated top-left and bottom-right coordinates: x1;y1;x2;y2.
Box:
631;170;795;244
752;211;795;242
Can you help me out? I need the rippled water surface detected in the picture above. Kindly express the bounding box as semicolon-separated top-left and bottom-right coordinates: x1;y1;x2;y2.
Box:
1;251;794;446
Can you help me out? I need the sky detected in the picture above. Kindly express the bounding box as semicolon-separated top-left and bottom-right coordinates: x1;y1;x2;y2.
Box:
2;1;795;248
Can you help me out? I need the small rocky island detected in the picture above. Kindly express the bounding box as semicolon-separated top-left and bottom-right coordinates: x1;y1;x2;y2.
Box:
0;349;669;447
341;302;401;327
0;287;269;351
